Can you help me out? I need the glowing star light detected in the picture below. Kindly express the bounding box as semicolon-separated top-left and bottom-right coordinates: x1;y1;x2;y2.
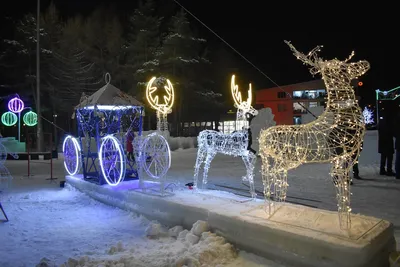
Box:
193;75;258;199
23;111;38;126
259;41;370;230
362;107;374;125
8;97;24;113
1;112;18;126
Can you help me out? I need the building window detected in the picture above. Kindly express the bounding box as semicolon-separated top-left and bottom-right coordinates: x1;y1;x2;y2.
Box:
278;104;287;112
293;116;302;125
277;92;286;98
222;121;235;134
293;102;306;114
309;102;317;108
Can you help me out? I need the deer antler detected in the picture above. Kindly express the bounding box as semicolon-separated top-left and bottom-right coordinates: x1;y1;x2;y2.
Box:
231;75;252;110
284;40;322;66
163;78;175;112
146;76;175;114
344;51;355;62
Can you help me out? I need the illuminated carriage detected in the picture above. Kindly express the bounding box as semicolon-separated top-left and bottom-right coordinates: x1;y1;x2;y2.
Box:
62;74;173;187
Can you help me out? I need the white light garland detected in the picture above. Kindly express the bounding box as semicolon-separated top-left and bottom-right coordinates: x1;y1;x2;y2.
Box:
194;75;258;199
259;41;370;229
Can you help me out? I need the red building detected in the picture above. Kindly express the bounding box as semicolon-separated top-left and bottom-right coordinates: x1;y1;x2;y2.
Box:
256;79;327;125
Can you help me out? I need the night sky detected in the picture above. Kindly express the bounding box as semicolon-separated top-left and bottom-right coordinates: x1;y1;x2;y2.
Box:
1;0;397;105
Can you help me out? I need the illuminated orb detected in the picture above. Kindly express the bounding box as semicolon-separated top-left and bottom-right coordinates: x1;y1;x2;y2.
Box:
99;135;126;186
23;111;38;126
62;135;81;175
1;112;18;126
8;97;24;113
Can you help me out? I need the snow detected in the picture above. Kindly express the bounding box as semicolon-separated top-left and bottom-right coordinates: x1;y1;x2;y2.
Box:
0;130;398;266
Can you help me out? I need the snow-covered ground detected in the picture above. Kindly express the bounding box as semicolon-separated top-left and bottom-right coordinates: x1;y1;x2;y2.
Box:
0;130;399;266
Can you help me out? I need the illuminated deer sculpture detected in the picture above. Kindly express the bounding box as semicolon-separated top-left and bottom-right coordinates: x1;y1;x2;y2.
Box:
193;75;259;199
259;41;370;229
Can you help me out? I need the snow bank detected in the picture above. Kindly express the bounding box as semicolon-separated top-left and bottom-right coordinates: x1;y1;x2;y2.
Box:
39;220;237;267
66;175;395;267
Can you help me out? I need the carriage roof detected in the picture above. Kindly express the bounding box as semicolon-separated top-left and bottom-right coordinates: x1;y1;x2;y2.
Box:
75;82;144;110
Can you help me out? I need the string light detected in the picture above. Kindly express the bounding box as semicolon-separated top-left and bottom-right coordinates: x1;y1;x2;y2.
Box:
194;75;258;199
259;41;370;229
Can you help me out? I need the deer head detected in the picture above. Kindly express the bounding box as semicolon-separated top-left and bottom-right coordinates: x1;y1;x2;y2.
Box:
285;40;370;79
146;76;175;114
231;75;258;116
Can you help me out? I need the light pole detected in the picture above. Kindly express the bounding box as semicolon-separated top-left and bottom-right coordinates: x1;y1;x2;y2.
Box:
36;0;43;151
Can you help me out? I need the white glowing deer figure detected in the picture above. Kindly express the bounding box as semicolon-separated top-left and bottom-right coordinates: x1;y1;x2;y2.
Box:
259;41;370;229
193;75;258;199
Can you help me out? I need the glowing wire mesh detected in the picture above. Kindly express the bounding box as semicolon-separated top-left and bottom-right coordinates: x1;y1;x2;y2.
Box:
194;75;258;199
259;41;370;229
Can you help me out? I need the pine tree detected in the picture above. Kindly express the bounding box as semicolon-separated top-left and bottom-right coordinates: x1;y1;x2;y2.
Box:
159;8;210;135
126;0;162;96
82;6;126;90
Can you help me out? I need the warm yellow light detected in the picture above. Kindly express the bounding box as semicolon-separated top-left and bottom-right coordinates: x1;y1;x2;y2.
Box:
259;41;370;230
146;77;175;115
231;75;252;111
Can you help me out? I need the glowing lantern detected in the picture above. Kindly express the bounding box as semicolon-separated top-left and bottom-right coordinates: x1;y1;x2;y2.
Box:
8;97;24;113
23;111;38;126
1;112;18;126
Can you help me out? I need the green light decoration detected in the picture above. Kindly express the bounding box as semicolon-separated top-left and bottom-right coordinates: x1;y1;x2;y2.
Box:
23;111;38;126
1;112;18;126
376;86;400;101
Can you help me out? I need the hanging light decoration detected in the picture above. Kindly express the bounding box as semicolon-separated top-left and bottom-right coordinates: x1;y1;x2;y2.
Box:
23;111;38;126
1;112;18;126
8;97;24;113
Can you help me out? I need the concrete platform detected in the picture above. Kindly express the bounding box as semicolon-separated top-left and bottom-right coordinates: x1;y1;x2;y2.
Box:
66;175;396;267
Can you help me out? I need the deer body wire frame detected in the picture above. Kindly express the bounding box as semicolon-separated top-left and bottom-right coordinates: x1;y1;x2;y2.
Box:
259;41;370;229
194;75;258;199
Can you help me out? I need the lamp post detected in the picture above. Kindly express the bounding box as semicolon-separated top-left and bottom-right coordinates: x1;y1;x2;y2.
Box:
36;0;43;151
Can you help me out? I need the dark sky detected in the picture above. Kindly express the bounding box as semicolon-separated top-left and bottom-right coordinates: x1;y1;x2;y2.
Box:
1;0;397;104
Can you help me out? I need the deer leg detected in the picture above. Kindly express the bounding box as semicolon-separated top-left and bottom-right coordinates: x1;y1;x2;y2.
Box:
331;155;352;230
202;151;216;188
261;155;276;215
274;160;289;203
193;148;206;190
241;152;257;199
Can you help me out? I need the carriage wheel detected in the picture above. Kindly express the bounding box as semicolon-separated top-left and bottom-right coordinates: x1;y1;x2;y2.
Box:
141;132;171;179
99;135;126;186
62;135;81;175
